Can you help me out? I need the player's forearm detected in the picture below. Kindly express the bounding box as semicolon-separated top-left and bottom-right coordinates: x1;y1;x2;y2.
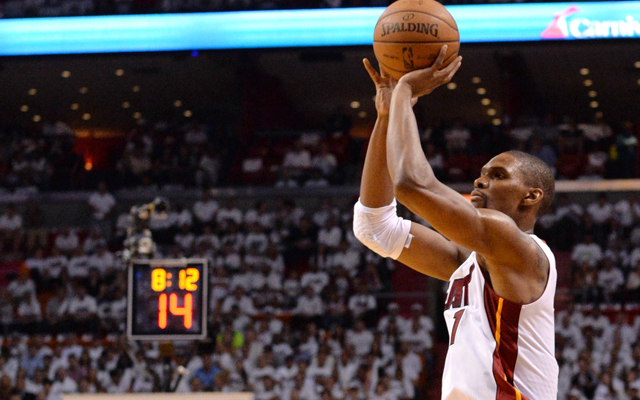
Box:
359;115;395;208
387;82;436;193
386;83;484;249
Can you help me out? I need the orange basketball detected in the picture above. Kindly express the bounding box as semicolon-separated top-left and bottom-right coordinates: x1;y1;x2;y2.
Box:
373;0;460;80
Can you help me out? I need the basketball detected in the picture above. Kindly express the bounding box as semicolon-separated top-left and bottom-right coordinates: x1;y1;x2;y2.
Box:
373;0;460;80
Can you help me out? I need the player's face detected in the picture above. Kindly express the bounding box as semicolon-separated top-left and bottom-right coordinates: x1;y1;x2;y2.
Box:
471;153;529;217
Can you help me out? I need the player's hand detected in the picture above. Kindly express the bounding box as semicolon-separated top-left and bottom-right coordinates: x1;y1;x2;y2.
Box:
397;45;462;98
364;58;417;117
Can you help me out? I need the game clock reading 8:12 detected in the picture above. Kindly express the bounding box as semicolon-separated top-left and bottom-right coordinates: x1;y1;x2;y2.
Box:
127;259;208;340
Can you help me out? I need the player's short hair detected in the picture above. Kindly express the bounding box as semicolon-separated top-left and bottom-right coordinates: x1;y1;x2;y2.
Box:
506;150;555;218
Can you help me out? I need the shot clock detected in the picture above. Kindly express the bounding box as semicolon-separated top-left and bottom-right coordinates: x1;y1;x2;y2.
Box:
127;259;208;340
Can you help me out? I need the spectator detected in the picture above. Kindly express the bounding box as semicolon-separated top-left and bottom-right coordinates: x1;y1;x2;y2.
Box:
627;261;640;301
197;224;221;252
312;143;337;178
587;193;613;244
175;223;196;253
128;147;152;178
255;375;281;400
378;302;408;333
401;318;433;355
221;287;257;316
45;286;69;327
42;247;68;284
346;319;374;357
0;204;24;256
407;303;434;337
24;200;48;255
217;198;243;229
317;216;342;253
292;286;324;322
300;263;329;296
7;266;36;304
67;248;91;279
194;354;220;391
571;357;599;399
529;137;557;174
244;223;269;253
327;240;361;277
597;257;624;302
287;215;317;266
312;198;339;228
348;280;377;326
88;243;116;275
59;285;98;330
20;346;44;379
15;294;43;331
444;120;471;154
614;194;640;231
55;227;80;256
82;228;104;255
193;190;219;228
244;201;274;231
87;181;116;240
572;234;602;268
282;140;311;178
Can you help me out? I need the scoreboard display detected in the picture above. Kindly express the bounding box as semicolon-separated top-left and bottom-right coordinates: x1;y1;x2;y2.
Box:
127;259;208;340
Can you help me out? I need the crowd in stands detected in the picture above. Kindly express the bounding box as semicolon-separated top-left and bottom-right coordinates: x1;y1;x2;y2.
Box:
0;0;612;19
529;191;640;399
0;189;437;399
2;176;640;398
535;192;640;304
2;115;639;195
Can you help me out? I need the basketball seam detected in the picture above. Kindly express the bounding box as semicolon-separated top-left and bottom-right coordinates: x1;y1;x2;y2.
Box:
444;50;459;62
373;39;459;44
377;50;459;73
376;9;459;32
377;60;407;73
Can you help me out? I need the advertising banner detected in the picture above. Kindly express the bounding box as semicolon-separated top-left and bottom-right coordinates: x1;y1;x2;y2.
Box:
0;1;638;55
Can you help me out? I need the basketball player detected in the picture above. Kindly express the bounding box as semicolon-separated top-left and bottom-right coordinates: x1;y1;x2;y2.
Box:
354;46;558;399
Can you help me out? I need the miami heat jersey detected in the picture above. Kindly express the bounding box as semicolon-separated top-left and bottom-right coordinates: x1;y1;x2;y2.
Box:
441;235;558;400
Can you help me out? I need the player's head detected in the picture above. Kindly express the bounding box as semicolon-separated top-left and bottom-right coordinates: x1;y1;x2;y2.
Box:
472;151;555;223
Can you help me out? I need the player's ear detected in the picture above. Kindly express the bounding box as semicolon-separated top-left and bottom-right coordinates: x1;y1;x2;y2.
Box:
522;188;543;208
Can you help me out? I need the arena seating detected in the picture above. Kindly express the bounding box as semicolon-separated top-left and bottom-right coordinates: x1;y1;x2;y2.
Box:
2;117;638;195
2;173;640;399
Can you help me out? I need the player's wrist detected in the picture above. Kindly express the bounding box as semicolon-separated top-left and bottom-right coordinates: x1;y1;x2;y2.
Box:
395;81;413;97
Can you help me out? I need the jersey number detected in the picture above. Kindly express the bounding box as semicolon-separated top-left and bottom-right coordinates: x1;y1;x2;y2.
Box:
450;309;465;345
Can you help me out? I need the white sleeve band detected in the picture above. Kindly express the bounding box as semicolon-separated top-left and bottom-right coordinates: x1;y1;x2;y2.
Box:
353;198;412;260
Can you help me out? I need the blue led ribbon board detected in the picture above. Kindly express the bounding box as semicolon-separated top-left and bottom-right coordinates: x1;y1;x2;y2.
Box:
0;1;638;56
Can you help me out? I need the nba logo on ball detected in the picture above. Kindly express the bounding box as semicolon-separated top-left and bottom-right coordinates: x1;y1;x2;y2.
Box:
402;47;414;69
373;0;460;80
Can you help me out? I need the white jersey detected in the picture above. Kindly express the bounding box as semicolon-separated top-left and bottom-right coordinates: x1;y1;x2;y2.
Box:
441;235;558;400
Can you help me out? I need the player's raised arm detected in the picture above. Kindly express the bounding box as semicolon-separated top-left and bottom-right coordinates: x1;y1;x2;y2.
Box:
354;59;467;282
358;59;397;209
386;46;543;270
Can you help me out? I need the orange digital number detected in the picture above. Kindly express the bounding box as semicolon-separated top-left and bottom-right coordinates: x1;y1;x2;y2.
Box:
158;293;168;329
151;268;166;292
170;293;193;329
179;268;199;291
157;293;193;330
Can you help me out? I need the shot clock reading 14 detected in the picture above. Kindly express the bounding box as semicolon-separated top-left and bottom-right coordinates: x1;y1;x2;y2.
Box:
151;267;199;329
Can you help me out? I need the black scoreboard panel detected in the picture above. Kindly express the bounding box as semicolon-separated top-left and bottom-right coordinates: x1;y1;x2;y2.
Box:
127;259;208;340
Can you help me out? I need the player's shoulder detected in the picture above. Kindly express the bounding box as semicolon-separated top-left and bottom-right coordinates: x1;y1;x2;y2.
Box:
476;208;531;243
